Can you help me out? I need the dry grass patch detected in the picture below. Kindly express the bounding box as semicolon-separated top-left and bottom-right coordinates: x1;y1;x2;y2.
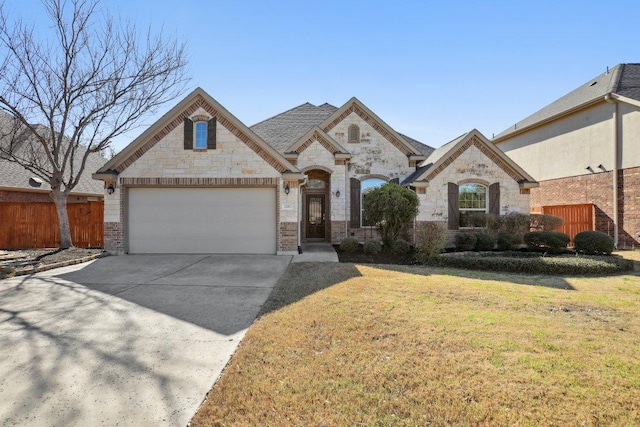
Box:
191;259;640;426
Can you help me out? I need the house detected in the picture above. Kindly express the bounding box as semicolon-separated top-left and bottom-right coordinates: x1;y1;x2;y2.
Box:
93;88;536;255
0;112;106;249
493;63;640;248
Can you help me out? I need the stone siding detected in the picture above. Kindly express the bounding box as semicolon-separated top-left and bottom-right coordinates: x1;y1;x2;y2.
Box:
416;144;530;223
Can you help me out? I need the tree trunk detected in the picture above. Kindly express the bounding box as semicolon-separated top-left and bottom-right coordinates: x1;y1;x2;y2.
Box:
52;189;73;249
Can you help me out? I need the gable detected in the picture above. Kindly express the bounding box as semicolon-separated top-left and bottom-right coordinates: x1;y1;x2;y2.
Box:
320;98;425;159
407;130;537;187
96;88;298;177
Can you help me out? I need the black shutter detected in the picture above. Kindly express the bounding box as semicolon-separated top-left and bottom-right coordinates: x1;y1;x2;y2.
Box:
390;178;400;184
350;178;361;228
489;182;500;216
448;182;459;230
183;118;193;150
207;117;217;149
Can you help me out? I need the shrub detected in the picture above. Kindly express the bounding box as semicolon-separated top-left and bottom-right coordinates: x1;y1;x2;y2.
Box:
427;253;633;275
391;239;411;255
574;231;615;255
499;212;531;236
497;232;521;251
524;231;571;253
415;222;448;263
363;240;383;255
339;237;360;253
530;214;563;231
474;232;495;251
362;183;419;248
454;233;477;252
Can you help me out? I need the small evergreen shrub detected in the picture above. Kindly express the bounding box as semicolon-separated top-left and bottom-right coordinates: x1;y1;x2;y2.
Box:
524;231;571;253
454;233;477;251
339;237;360;253
390;239;411;255
363;240;383;255
497;232;521;251
474;232;495;251
498;212;531;236
574;231;615;255
415;222;448;263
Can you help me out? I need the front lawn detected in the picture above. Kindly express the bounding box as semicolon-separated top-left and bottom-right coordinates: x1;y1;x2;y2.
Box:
190;258;640;426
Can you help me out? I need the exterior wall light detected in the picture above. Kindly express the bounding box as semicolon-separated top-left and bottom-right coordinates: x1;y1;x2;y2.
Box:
335;190;341;198
284;183;290;195
107;183;116;195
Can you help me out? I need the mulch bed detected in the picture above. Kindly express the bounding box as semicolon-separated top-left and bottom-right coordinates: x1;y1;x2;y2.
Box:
333;245;418;265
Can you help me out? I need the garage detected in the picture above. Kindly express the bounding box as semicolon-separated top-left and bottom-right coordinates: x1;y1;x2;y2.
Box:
127;187;277;254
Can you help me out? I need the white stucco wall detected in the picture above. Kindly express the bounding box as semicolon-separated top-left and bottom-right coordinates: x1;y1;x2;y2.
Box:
495;102;615;181
416;144;529;222
620;102;640;170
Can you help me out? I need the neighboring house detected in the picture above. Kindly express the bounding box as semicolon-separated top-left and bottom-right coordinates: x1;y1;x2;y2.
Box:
493;63;640;248
0;111;106;248
94;88;536;255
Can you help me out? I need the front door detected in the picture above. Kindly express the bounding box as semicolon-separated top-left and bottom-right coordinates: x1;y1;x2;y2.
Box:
306;194;326;239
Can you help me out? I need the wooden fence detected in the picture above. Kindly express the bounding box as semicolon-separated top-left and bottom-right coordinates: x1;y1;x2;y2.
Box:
540;203;594;244
0;201;103;249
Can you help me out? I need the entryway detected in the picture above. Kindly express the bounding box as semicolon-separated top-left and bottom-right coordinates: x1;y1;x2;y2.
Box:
303;169;330;242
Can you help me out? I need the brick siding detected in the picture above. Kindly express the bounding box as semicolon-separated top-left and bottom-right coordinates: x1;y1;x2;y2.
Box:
531;166;640;248
279;222;298;253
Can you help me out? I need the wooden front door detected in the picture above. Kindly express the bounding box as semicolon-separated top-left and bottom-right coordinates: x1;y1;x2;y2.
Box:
306;194;326;239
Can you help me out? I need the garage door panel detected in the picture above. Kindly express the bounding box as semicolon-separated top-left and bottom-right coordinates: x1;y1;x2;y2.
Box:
128;188;276;254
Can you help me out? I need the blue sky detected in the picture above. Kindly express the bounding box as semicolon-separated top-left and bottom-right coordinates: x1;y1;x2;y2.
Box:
15;0;640;151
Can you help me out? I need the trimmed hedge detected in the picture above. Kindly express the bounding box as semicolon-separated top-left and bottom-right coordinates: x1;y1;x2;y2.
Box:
474;232;495;251
454;233;477;251
363;240;383;255
391;239;411;255
574;231;615;255
497;232;521;251
428;253;633;275
339;237;360;253
524;231;570;253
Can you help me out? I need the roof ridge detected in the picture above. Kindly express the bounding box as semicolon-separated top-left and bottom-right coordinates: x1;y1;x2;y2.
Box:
608;63;624;93
249;102;317;128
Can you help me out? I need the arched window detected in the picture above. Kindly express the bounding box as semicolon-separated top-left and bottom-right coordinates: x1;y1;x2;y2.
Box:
459;183;487;227
348;124;360;143
361;178;386;226
195;121;208;149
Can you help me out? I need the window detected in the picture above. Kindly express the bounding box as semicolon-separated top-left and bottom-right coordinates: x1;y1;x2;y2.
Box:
348;124;360;143
459;183;487;227
361;178;386;226
195;122;207;149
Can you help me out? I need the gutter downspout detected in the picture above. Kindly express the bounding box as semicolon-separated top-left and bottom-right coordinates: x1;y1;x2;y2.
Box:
604;94;619;248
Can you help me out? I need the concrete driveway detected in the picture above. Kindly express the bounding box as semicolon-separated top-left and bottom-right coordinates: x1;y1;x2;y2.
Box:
0;254;291;427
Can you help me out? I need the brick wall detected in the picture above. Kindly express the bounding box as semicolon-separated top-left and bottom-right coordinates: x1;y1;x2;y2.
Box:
279;222;298;253
531;166;640;248
104;221;123;253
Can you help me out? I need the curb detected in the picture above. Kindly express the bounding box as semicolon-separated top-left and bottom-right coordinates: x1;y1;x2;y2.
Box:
0;253;108;279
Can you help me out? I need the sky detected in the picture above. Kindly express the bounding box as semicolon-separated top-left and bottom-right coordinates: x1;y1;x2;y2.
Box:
12;0;640;151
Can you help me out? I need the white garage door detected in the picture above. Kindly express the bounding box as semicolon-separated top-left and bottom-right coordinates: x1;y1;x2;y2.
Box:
128;187;276;254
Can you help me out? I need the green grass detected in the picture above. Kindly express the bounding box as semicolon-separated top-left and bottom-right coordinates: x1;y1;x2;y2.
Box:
190;254;640;426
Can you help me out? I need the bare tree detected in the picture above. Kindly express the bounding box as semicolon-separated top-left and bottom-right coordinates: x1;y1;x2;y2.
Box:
0;0;189;248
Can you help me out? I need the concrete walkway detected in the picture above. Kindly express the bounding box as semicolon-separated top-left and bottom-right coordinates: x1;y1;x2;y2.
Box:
0;254;290;427
292;243;339;263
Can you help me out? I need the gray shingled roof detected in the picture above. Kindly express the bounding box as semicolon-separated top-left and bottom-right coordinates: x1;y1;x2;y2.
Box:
401;132;468;185
250;102;338;152
495;63;640;139
0;111;106;195
251;101;435;155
